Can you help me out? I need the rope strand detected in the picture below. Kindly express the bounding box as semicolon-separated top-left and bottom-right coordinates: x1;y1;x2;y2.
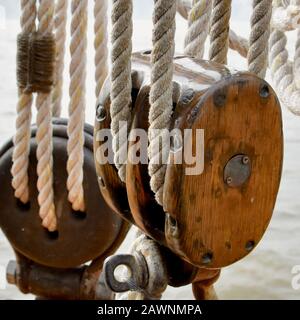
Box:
148;0;177;205
35;0;56;231
110;0;133;182
11;0;36;204
67;0;88;212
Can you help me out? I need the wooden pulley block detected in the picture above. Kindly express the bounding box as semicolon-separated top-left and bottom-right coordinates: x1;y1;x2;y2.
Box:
95;51;283;270
0;118;129;269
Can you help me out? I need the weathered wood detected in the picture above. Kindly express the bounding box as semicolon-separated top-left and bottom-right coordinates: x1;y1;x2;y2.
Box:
95;51;283;270
164;70;283;268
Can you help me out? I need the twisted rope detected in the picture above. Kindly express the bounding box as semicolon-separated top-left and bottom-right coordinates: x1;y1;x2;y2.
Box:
11;0;36;204
35;0;56;231
184;0;212;58
94;0;109;98
67;0;88;212
148;0;177;206
52;0;68;117
110;0;133;182
177;0;249;58
209;0;232;64
269;0;300;115
248;0;272;78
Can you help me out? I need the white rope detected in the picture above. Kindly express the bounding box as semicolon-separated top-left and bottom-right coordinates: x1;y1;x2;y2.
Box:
209;0;232;64
52;0;68;118
269;0;300;115
184;0;212;58
110;0;133;182
11;0;36;204
35;0;56;231
148;0;177;206
94;0;109;98
248;0;272;78
67;0;88;212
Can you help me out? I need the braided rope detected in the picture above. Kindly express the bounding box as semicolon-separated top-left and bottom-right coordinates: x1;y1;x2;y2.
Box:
110;0;133;182
94;0;109;98
11;0;36;204
269;0;300;115
248;0;272;78
52;0;68;118
184;0;212;58
148;0;177;206
67;0;88;212
209;0;232;64
35;0;56;231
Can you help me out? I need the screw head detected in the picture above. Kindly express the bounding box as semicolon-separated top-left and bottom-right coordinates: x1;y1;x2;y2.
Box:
226;176;233;185
242;156;250;165
96;104;107;122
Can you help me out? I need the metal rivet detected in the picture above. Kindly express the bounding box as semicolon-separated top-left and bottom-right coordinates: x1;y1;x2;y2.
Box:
226;176;233;185
96;104;107;122
245;240;255;252
260;84;270;98
202;252;213;265
242;156;249;165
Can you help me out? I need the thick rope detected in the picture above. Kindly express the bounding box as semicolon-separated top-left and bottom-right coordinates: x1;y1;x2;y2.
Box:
209;0;232;64
184;0;212;58
177;0;249;58
272;0;300;31
35;0;56;231
52;0;68;117
110;0;133;182
94;0;109;98
148;0;177;206
269;0;300;115
67;0;88;212
248;0;272;78
11;0;36;204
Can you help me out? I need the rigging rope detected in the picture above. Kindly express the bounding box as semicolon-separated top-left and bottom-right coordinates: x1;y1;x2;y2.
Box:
184;0;212;58
35;0;56;231
67;0;88;212
52;0;68;118
248;0;272;78
12;0;36;204
209;0;232;64
148;0;177;205
110;0;133;182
